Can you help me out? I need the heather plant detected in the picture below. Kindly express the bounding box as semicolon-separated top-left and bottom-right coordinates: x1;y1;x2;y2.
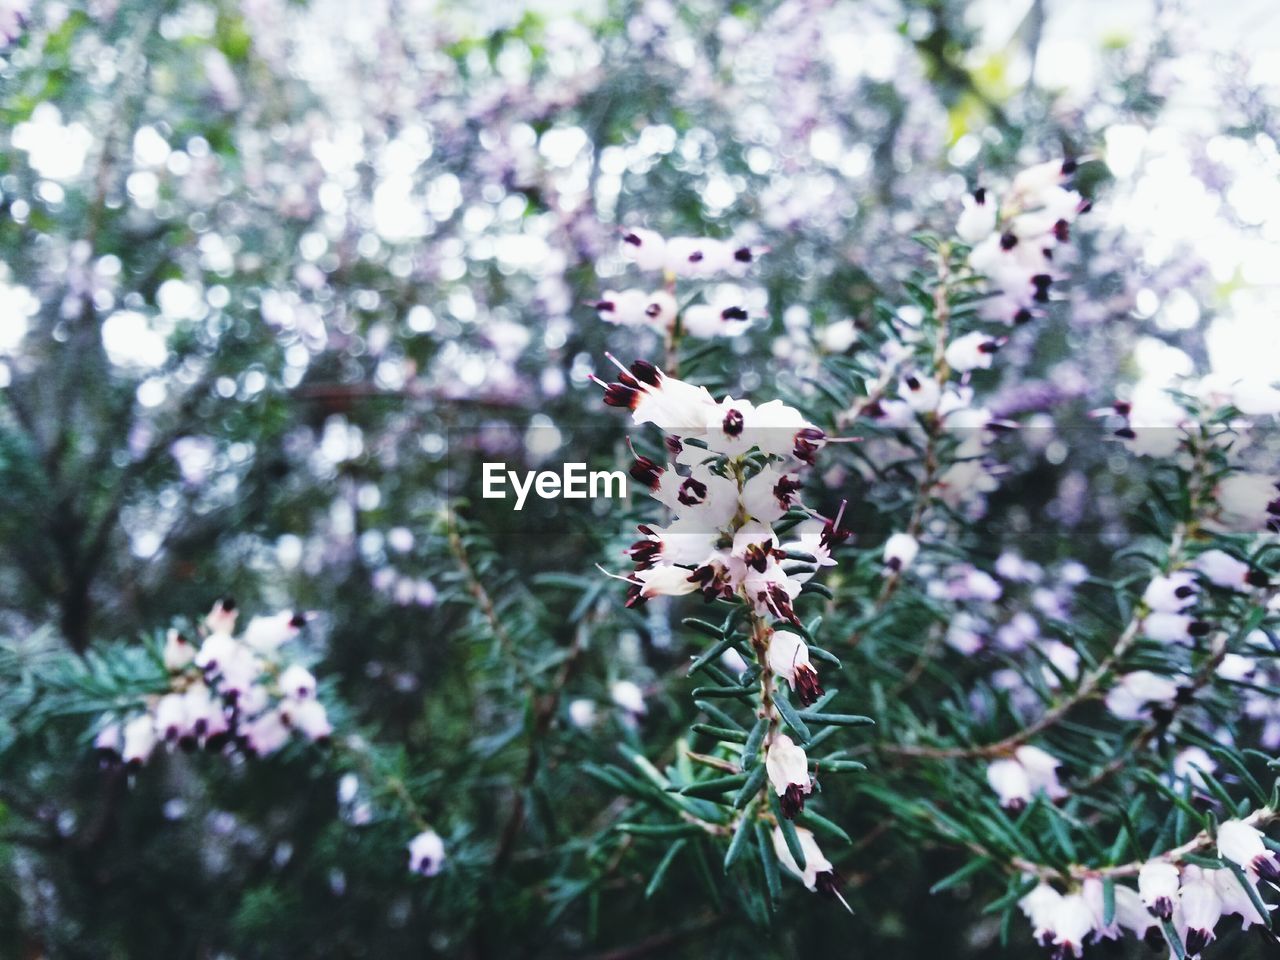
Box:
2;1;1280;959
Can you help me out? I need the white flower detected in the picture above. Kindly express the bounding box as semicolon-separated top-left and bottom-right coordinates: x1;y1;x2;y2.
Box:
681;301;751;339
1216;653;1256;683
241;709;290;756
1050;892;1096;958
1112;884;1156;937
1193;550;1253;590
1217;473;1278;529
122;713;158;767
1138;860;1180;920
595;289;674;328
956;188;997;244
944;331;1002;373
883;532;919;572
819;318;858;353
766;733;812;818
94;722;122;759
1143;571;1199;612
986;758;1032;811
740;465;804;524
278;664;317;700
767;630;824;707
1019;883;1064;946
1106;670;1180;721
1011;158;1079;205
597;359;717;435
1040;640;1080;688
627;564;699;605
163;629;195;672
1217;819;1280;882
568;699;597;729
242;611;306;651
205;597;238;635
610;680;646;716
1142;611;1203;645
195;632;239;674
1210;867;1271;929
1172;746;1215;788
620;228;667;272
1179;865;1222;955
154;693;191;744
408;829;446;876
770;825;838;895
900;373;940;413
285;698;332;741
1015;745;1067;802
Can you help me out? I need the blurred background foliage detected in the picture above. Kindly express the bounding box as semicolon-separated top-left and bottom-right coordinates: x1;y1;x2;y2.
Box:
1;0;1279;956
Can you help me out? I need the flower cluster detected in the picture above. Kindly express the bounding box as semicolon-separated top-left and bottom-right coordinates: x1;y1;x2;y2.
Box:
1018;818;1278;959
94;599;331;766
598;353;858;903
959;159;1090;327
592;230;763;340
596;355;838;625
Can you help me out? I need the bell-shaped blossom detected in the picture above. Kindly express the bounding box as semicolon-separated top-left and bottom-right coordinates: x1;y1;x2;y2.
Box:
205;596;238;635
767;630;823;707
1106;670;1180;721
1143;571;1198;612
623;563;699;607
242;610;307;652
568;699;596;729
1193;549;1255;590
883;532;919;572
284;697;332;742
596;359;717;435
122;713;158;767
741;465;805;524
279;664;317;700
1048;892;1097;958
154;692;192;745
899;373;940;413
1019;883;1064;946
956;187;997;244
1015;745;1067;802
620;228;667;272
766;733;812;818
986;757;1032;811
1138;861;1180;920
408;829;446;877
1143;611;1207;645
1217;473;1280;531
944;331;1003;373
1112;884;1157;938
1011;158;1080;206
594;288;677;329
1217;819;1280;882
241;709;290;756
771;825;839;895
163;629;195;672
1179;866;1222;956
610;680;646;717
1210;867;1272;929
681;301;751;339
